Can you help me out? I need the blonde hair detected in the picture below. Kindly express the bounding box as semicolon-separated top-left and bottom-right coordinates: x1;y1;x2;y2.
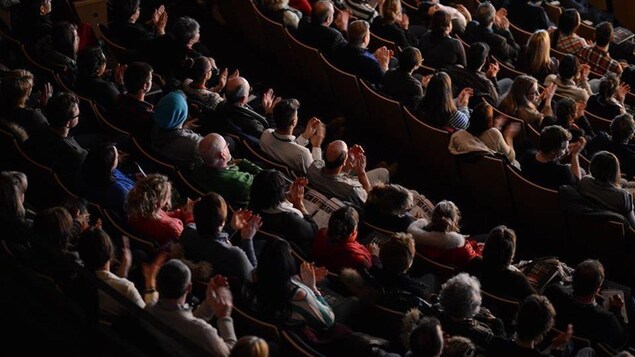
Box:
526;30;552;76
229;336;269;357
126;174;172;219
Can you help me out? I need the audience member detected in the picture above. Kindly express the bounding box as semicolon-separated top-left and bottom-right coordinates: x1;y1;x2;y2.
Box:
372;0;422;48
148;259;237;356
516;30;558;83
468;226;535;301
307;140;389;208
334;20;392;84
418;1;470;34
150;90;202;169
229;336;269;357
0;69;49;138
545;259;628;348
11;0;53;45
179;193;260;282
313;206;377;271
77;142;134;215
382;47;428;109
578;22;624;77
296;0;348;56
76;47;125;112
364;184;417;232
407;200;482;268
0;171;32;257
406;316;444;357
464;2;519;64
544;54;592;103
418;10;466;69
499;75;556;128
585;73;629;119
587;114;635;179
519;125;585;190
112;61;155;137
182;57;229;111
193;133;263;208
449;102;519;165
25;92;87;182
507;0;553;33
442;336;476;357
577;151;635;226
262;0;303;29
127;174;194;248
109;0;167;52
551;9;588;55
249;170;317;255
245;238;335;329
415;72;472;130
260;99;325;175
35;22;80;78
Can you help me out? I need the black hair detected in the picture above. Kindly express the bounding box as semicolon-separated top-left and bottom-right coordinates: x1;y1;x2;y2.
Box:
77;47;107;79
124;62;154;93
249;169;288;212
272;99;301;130
46;92;79;128
194;192;228;236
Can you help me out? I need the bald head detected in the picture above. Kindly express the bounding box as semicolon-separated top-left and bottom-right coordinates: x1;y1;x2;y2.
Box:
324;140;348;170
312;0;334;25
199;133;229;168
225;77;250;105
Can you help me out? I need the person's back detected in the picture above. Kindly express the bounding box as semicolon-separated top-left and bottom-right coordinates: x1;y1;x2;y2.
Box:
507;1;551;33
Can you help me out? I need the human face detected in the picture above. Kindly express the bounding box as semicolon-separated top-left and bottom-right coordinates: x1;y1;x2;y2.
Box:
554;141;569;160
526;84;539;102
68;103;80;128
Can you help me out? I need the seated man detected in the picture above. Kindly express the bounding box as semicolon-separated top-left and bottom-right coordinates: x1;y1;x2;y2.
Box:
307;140;389;208
296;0;348;56
179;193;260;282
260;98;325;175
587;114;635;180
448;42;506;106
214;77;277;140
112;61;155;139
382;47;427;109
147;259;237;356
544;54;592;103
192;133;262;208
333;20;392;84
578;22;624;77
25;92;87;183
545;259;628;349
518;125;585;190
109;0;167;52
464;2;519;64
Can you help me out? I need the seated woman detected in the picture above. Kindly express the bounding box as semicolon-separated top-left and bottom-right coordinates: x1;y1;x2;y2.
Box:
577;151;635;227
248;170;317;256
0;171;33;257
127;174;193;249
371;0;424;48
77;142;135;215
312;206;378;272
516;30;558;83
415;72;472;131
551;9;587;55
467;226;536;301
261;0;303;29
586;73;629;120
449;102;520;166
417;10;466;69
243;238;335;329
181;57;227;111
363;184;417;232
76;47;124;112
150;90;203;169
0;69;49;139
407;200;482;268
499;75;556;129
436;273;505;348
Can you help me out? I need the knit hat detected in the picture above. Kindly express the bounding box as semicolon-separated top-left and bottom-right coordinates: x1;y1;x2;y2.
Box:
153;90;188;129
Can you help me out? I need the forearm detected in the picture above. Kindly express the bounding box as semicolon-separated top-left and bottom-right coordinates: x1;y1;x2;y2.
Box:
240;239;258;267
357;171;372;192
570;154;582;180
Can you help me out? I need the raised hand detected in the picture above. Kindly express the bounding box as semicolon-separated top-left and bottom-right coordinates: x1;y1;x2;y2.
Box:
231;208;254;231
240;214;263;241
486;61;500;78
114;63;127;85
39;82;53;108
457;87;474;107
300;261;317;290
262;88;282;114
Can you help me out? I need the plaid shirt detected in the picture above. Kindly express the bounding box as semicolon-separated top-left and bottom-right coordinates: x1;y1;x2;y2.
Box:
577;45;622;76
556;33;587;54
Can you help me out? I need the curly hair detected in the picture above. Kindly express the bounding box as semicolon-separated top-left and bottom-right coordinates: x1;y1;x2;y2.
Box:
440;273;482;319
126;174;172;219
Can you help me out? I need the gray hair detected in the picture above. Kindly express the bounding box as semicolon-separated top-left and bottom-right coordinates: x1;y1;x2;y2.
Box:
156;259;192;299
440;273;482;319
476;2;496;26
172;16;200;45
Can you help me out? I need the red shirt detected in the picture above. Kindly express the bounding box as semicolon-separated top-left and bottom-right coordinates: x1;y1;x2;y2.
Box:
312;228;372;272
128;209;192;247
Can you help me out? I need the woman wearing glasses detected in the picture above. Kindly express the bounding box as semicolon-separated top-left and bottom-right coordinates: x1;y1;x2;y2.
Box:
499;75;557;129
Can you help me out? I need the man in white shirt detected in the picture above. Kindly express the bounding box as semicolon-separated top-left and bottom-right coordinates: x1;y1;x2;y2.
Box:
260;98;326;175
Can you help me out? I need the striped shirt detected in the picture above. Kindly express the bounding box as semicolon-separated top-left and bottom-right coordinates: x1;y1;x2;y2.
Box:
556;33;587;54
